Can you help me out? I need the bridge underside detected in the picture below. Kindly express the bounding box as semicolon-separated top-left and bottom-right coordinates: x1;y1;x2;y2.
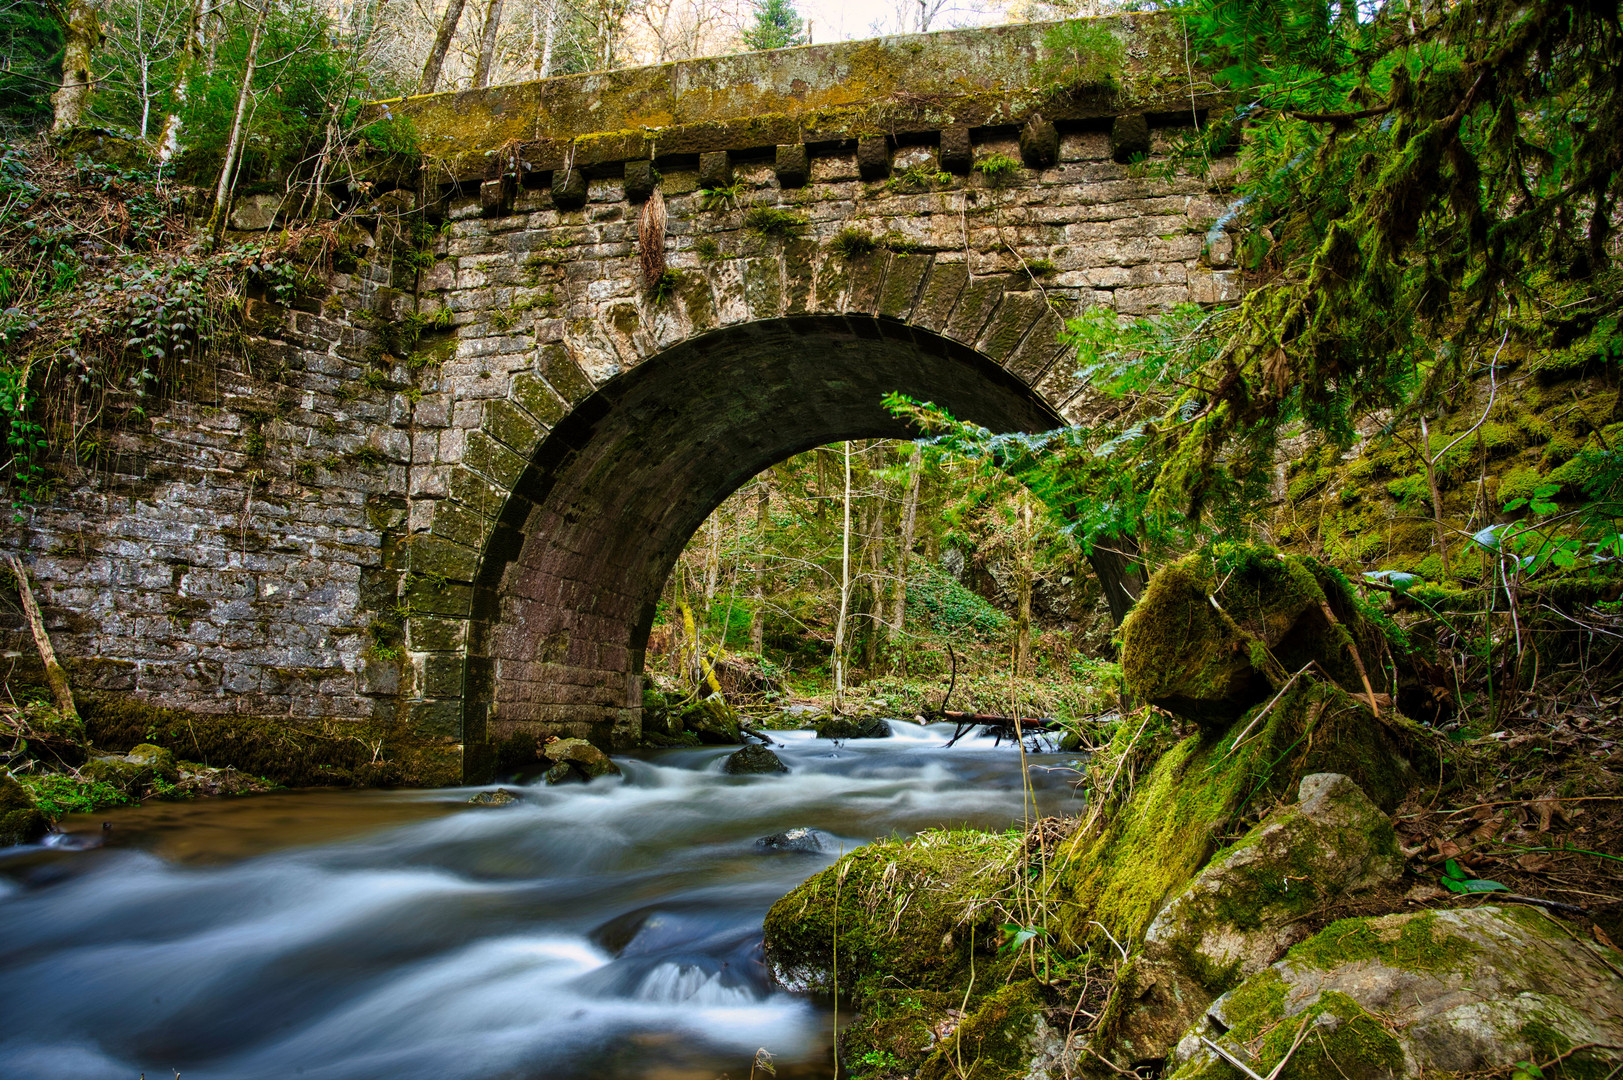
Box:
463;316;1059;763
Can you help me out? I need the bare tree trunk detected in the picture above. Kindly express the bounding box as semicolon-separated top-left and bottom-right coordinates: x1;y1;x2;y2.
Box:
419;0;469;92
749;484;769;655
51;0;100;132
888;444;921;671
4;556;78;721
537;0;557;75
703;509;722;604
831;441;852;714
1013;498;1034;677
860;490;884;676
470;0;504;87
206;0;268;243
1088;534;1143;628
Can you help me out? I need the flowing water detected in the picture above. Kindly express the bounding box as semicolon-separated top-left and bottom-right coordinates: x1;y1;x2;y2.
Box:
0;723;1081;1080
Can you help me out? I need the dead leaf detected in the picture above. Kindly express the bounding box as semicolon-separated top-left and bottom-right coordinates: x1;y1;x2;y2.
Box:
1596;924;1619;952
1515;852;1555;873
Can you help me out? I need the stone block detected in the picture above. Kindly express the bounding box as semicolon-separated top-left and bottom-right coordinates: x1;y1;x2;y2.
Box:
857;137;890;180
407;699;463;739
551;169;587;211
775;144;809;187
698;151;732;190
407;535;481;582
421;653;466;697
537;343;595;403
463;430;528;489
929;126;969;175
975;290;1051;362
510;373;568;425
623;159;656;203
1111;113;1152;164
482;397;545;454
1019;114;1059;169
409;616;467;653
878;253;932;319
480;177;512;217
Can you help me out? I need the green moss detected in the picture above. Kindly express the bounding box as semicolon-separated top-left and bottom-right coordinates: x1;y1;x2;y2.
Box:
19;772;133;817
1286;911;1475;974
831;226;878;258
81;694;459;788
0;772;51;844
743;205;808;238
917;981;1046;1080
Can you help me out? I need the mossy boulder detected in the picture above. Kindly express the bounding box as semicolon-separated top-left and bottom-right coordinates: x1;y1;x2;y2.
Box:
918;980;1052;1080
763;828;1032;1079
1167;907;1623;1078
1121;548;1393;728
1048;675;1421;963
680;696;743;744
82;742;180;793
815;715;891;739
467;787;519;805
540;737;621;780
0;773;49;846
1094;773;1404;1065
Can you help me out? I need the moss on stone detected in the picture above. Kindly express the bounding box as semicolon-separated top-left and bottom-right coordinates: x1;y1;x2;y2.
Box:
0;772;50;846
82;694;460;788
1286;910;1476;974
918;980;1047;1080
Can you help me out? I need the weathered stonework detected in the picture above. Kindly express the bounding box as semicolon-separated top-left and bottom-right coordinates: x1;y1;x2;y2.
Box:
2;16;1241;781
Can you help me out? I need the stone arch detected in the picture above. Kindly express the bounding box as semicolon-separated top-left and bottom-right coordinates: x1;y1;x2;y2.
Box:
459;313;1064;775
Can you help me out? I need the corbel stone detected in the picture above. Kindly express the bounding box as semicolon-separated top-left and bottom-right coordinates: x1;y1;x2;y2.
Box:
698;151;732;189
551;168;588;210
623;160;656;203
479;176;513;216
857;136;891;180
1019;114;1059;169
939;124;973;174
775;144;810;187
1110;112;1152;163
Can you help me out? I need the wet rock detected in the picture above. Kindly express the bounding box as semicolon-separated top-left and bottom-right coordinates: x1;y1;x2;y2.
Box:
0;773;49;846
544;761;581;785
83;742;180;792
723;744;788;775
467;788;520;806
541;737;621;779
756;827;834;854
172;764;272;798
1101;773;1405;1063
815;716;890;740
1166;906;1623;1078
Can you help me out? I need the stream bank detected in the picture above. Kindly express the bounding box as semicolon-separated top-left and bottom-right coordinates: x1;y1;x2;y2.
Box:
761;548;1623;1079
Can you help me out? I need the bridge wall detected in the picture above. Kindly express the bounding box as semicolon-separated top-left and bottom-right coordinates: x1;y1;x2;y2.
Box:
2;23;1238;779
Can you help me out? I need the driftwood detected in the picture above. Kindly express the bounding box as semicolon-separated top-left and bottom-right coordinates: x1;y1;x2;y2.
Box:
4;554;78;721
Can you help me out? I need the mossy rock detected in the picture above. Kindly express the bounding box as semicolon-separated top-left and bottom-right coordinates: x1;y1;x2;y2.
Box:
0;773;49;846
82;743;180;793
1091;773;1405;1066
763;828;1021;998
82;694;459;788
540;737;620;779
815;715;891;739
1048;675;1421;961
918;980;1051;1080
680;696;742;744
1120;548;1393;728
1166;907;1623;1077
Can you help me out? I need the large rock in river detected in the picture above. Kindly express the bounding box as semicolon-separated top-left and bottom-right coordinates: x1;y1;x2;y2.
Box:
1166;906;1623;1078
723;745;788;774
815;715;890;740
540;738;620;782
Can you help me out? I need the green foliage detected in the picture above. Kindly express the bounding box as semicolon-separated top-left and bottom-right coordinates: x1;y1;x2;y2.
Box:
649;268;682;303
831;226;878;258
18;773;134;817
1034;19;1125;95
906;562;1011;640
885;165;950;194
740;0;806;51
698;182;745;211
0;0;62;133
743;205;808;238
973;153;1021;187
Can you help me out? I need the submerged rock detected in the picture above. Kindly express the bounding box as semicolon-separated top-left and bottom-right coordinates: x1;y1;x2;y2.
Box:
1167;906;1623;1078
467;788;520;806
543;762;579;785
814;716;890;740
541;737;621;779
755;827;834;854
0;773;49;846
723;745;788;775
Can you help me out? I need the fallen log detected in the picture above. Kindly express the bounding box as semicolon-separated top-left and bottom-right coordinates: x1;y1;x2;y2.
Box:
4;554;78;722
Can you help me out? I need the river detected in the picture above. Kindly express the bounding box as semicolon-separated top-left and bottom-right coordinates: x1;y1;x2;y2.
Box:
0;722;1080;1079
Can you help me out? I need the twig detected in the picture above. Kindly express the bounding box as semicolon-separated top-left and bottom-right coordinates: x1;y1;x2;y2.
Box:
1199;1015;1313;1080
1222;662;1315;761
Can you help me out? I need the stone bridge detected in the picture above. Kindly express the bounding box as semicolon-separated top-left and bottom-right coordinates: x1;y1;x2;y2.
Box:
5;14;1236;781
